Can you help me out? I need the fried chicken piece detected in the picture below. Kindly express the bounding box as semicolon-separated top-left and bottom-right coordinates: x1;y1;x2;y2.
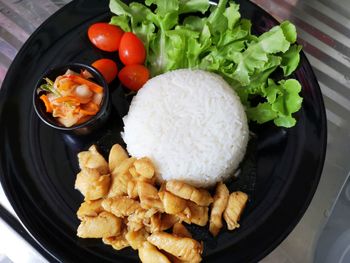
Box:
102;196;142;217
111;157;136;178
223;191;248;230
77;199;103;220
108;172;132;197
163;252;191;263
127;212;146;232
149;213;162;233
130;166;156;185
166;180;213;206
139;241;171;263
134;157;155;179
129;166;139;178
125;228;149;250
102;229;129;250
78;145;109;174
177;201;208;227
127;180;138;199
209;182;229;236
147;232;202;263
108;157;136;197
75;168;110;200
127;208;158;232
108;144;128;172
77;211;122;238
138;181;164;211
158;190;187;215
172;223;192;238
161;214;179;231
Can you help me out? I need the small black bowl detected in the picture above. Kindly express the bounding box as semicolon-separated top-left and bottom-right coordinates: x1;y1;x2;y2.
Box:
33;63;111;135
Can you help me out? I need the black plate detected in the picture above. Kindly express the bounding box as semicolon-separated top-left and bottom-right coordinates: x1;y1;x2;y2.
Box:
0;0;327;262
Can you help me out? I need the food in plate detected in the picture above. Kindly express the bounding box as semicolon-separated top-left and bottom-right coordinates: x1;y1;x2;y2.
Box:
122;69;249;188
75;144;248;262
86;21;150;90
118;32;146;65
77;211;122;238
138;241;171;263
88;22;124;52
91;58;118;84
209;182;230;236
224;191;249;230
118;64;150;91
71;0;304;261
37;69;104;127
110;0;303;128
147;232;203;262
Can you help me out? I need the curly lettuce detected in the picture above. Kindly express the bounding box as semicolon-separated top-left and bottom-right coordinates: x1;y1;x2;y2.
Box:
109;0;303;127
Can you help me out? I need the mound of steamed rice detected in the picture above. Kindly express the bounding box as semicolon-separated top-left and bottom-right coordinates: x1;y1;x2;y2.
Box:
122;69;249;188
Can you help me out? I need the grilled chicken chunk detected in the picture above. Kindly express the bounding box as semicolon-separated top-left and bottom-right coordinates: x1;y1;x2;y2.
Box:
108;157;136;197
223;191;248;230
138;181;164;211
148;213;162;233
209;182;229;236
75;168;110;200
139;241;171;263
130;165;156;185
177;201;208;226
160;214;179;231
127;208;158;232
166;180;213;206
127;180;138;199
134;157;155;179
102;229;129;250
108;144;128;172
125;228;149;250
147;232;202;263
77;199;103;220
77;211;122;238
172;223;192;238
159;190;187;215
78;145;109;174
102;196;142;217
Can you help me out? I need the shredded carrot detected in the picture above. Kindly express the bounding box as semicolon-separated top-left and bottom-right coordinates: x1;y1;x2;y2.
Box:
40;94;53;113
57;79;75;91
80;102;99;115
54;96;80;104
76;115;91;125
73;107;80;114
66;75;103;94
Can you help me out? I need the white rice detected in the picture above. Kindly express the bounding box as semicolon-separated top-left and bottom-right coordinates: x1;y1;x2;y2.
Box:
122;69;249;188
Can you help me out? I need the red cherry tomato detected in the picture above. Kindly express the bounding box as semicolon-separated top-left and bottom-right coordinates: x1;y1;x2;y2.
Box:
88;23;124;52
92;58;118;84
118;65;149;91
119;32;146;65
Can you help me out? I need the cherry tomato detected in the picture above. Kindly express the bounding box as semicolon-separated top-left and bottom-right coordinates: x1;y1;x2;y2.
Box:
88;23;124;52
119;32;146;65
118;65;149;91
92;58;118;84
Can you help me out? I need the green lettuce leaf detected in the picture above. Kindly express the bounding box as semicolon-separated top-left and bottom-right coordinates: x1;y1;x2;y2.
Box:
280;44;302;76
179;0;210;14
247;79;303;127
108;0;303;128
110;15;130;32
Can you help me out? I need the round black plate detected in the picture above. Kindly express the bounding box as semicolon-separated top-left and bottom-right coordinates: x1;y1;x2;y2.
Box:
0;0;327;262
